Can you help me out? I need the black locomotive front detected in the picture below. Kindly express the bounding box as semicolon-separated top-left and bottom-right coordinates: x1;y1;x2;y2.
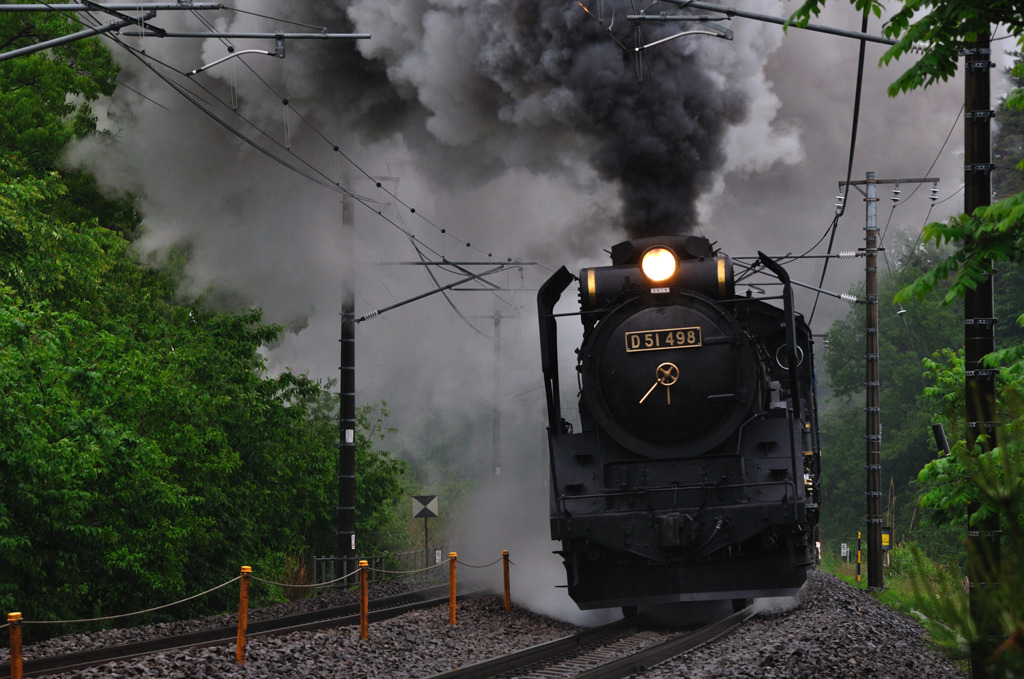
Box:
538;235;821;610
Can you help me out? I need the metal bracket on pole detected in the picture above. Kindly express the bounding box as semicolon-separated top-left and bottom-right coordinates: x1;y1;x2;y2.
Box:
628;0;898;46
0;3;369;63
0;14;151;61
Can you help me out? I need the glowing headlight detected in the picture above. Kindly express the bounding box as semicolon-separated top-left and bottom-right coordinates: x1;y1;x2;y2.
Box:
640;247;677;283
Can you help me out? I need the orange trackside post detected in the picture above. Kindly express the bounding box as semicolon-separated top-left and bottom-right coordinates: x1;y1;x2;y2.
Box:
359;560;369;640
8;612;22;679
449;552;457;626
236;566;251;664
502;550;511;612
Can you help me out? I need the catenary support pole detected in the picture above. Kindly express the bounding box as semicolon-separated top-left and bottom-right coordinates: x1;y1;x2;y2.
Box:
492;310;502;477
339;190;356;579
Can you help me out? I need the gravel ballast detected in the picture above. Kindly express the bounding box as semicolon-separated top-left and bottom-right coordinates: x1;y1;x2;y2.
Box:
7;570;966;678
643;570;967;678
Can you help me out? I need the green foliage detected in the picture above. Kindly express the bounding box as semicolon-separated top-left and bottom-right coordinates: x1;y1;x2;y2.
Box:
0;7;119;173
788;0;1022;95
354;401;411;554
819;232;962;550
0;161;407;628
0;5;412;634
910;427;1024;673
896;197;1024;305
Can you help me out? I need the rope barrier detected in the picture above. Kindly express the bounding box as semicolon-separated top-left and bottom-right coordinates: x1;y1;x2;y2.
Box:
456;557;504;569
251;569;358;589
6;548;513;646
18;576;243;626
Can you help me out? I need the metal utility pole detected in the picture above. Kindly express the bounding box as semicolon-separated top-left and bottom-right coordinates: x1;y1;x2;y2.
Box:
862;173;882;591
338;190;356;577
840;173;938;591
492;309;502;478
963;32;1000;679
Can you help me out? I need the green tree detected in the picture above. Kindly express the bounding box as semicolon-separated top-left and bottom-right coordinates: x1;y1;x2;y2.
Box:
0;156;409;626
0;5;411;620
788;2;1024;672
354;402;411;554
0;6;141;235
0;5;118;173
820;231;962;557
790;0;1021;94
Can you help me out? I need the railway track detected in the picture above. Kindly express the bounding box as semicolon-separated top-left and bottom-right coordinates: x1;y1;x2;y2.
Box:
0;585;480;678
425;605;755;679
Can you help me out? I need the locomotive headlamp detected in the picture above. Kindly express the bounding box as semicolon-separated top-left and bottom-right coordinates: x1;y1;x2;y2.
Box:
579;237;736;312
640;247;677;283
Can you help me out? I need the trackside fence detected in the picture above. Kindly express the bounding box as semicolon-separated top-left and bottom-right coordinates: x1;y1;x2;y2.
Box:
312;545;452;592
1;549;515;678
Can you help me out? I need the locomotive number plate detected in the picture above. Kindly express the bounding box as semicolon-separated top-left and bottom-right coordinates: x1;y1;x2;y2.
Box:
624;326;702;352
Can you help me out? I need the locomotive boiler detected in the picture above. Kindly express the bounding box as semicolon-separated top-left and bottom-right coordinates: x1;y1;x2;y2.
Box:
538;234;821;611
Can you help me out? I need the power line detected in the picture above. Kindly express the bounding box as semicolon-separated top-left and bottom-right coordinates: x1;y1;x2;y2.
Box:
7;3;529;275
807;3;872;327
105;38;534;317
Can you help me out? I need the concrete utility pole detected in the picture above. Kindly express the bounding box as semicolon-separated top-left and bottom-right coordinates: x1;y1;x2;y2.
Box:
840;173;938;592
338;190;356;577
963;32;1000;679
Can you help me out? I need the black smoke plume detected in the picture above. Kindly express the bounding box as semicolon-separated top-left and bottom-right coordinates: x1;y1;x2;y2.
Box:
287;2;751;237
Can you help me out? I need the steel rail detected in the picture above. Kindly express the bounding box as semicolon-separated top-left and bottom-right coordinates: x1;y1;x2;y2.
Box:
425;605;753;679
573;606;754;679
422;617;636;679
0;585;481;679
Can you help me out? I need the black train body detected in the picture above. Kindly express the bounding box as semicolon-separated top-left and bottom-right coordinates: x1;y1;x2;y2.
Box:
538;235;821;610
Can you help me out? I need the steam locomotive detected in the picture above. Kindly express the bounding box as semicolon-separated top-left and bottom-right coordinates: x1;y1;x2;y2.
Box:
538;235;821;611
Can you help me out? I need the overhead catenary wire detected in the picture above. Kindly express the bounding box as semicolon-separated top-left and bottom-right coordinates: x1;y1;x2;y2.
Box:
732;258;859;302
121;49;520;312
25;3;527;279
409;239;490;336
880;103;964;297
83;27;545;321
172;33;520;266
866;103;962;361
807;2;871;327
